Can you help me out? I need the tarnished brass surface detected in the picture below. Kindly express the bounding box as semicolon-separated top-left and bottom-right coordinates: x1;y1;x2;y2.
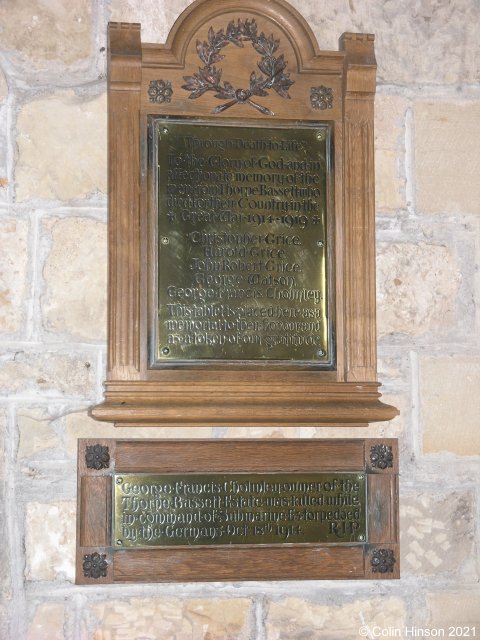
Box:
152;119;332;363
114;473;366;547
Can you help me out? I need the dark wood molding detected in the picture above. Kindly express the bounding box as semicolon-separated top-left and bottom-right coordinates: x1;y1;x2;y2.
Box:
76;438;400;583
92;0;399;427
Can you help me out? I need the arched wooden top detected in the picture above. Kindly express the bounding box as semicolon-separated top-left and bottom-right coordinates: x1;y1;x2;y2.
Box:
101;2;394;427
142;0;344;72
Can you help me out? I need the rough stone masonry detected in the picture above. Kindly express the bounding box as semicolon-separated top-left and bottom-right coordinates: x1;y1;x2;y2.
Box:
0;0;479;638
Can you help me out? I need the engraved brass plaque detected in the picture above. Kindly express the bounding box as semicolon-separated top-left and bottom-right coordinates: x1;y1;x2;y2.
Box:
152;119;333;364
114;473;366;547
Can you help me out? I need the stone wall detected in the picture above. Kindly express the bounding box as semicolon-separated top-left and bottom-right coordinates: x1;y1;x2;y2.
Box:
0;1;479;638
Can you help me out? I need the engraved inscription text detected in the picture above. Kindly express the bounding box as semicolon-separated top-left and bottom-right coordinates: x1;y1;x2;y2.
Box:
153;120;332;363
114;473;366;547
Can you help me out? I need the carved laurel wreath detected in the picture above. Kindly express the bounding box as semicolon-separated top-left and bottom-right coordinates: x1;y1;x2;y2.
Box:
182;19;294;115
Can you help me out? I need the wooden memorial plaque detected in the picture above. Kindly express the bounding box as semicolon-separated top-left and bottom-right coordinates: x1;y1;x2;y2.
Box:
76;438;399;583
90;0;399;428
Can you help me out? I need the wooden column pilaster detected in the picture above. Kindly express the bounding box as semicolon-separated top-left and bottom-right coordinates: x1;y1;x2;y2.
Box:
107;23;142;380
340;33;378;383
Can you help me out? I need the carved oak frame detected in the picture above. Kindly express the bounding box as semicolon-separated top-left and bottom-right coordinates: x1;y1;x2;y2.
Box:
91;0;398;427
76;438;399;583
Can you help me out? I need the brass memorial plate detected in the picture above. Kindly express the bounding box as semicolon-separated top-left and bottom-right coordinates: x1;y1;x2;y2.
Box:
114;472;366;547
151;119;333;364
77;439;399;582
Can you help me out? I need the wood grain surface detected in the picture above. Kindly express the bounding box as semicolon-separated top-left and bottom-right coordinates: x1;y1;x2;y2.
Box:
90;0;399;428
76;438;400;583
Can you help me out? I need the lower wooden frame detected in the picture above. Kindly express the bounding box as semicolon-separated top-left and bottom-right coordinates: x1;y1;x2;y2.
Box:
76;438;399;583
91;380;399;427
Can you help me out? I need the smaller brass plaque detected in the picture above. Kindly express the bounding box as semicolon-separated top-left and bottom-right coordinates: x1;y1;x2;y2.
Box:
114;473;366;547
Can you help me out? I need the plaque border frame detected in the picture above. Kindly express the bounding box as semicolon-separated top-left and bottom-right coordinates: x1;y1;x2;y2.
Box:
76;438;399;583
91;0;398;427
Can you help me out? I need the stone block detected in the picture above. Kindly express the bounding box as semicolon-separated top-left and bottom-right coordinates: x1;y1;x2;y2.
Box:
183;599;252;640
376;149;404;213
0;68;7;101
0;408;6;481
110;1;191;44
41;217;107;341
16;91;107;201
64;411;213;458
91;598;252;640
298;0;480;85
0;217;29;335
401;492;474;576
415;101;480;215
17;407;60;459
222;426;299;438
377;242;460;337
0;349;96;399
0;1;91;67
375;95;407;211
111;0;480;85
378;353;411;381
25;501;76;581
0;606;7;640
421;357;480;456
265;597;405;640
0;68;8;202
375;95;407;150
0;410;10;637
426;591;480;626
27;603;65;640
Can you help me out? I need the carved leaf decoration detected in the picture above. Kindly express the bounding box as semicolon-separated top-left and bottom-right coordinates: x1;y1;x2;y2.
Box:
226;20;245;47
181;73;212;99
187;89;201;99
242;19;258;40
273;75;294;98
199;65;221;86
252;34;269;56
257;58;271;76
273;55;287;75
182;18;294;113
225;20;243;47
196;40;210;65
258;55;287;79
214;81;236;99
191;87;209;99
249;72;268;96
252;33;277;57
208;26;215;45
182;74;200;90
210;29;229;52
209;52;224;64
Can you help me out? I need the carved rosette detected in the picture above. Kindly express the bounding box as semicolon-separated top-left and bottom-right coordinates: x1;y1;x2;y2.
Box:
370;444;393;470
85;444;110;470
148;80;173;104
310;85;333;110
83;552;108;579
371;549;396;573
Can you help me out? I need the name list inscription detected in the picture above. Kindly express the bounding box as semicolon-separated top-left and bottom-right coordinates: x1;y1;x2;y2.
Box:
114;473;366;547
154;120;331;362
